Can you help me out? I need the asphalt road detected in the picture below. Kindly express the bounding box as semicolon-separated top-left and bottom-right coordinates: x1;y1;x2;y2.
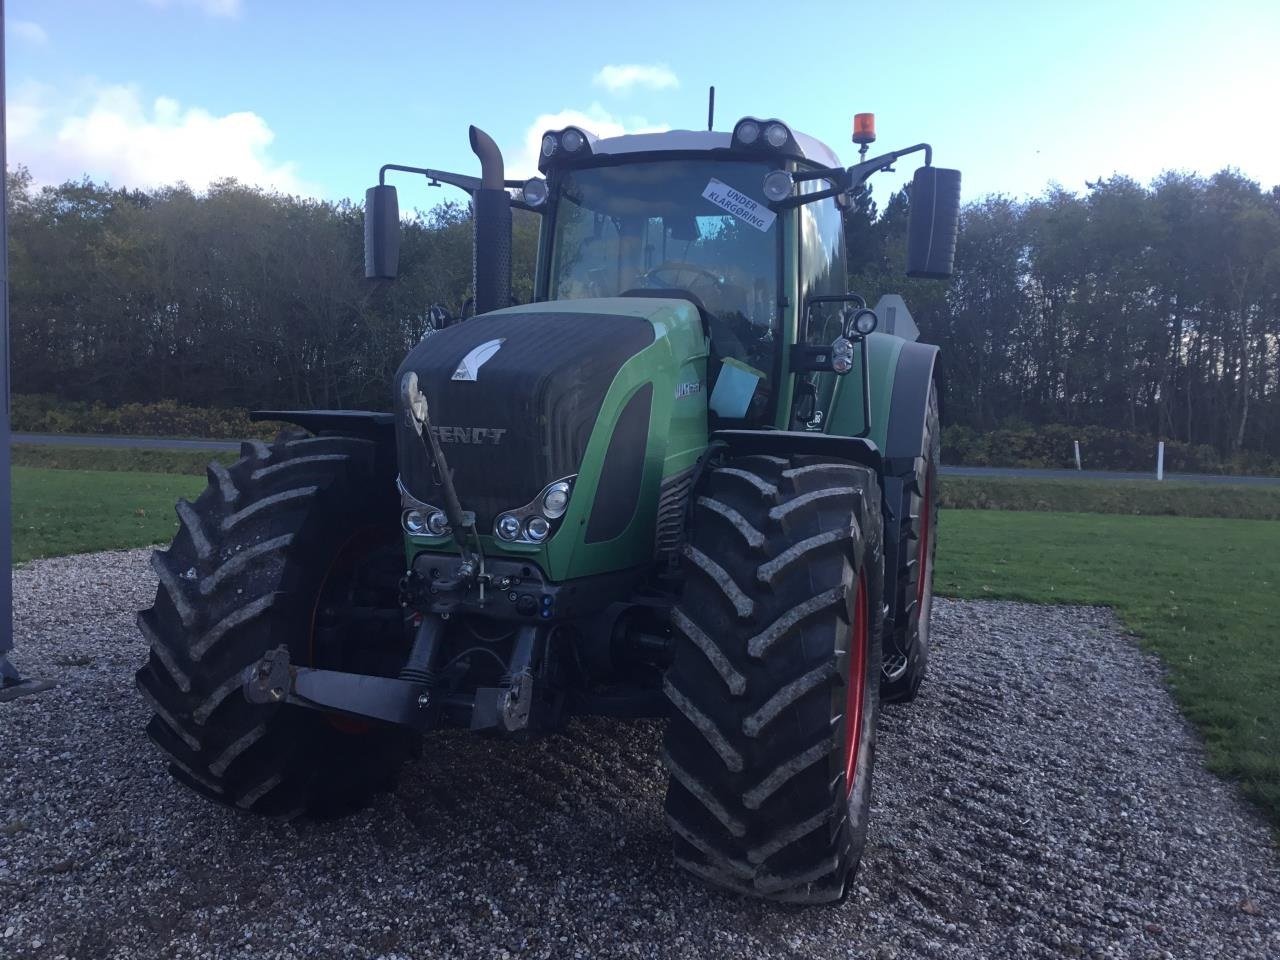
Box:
13;432;240;453
13;432;1280;486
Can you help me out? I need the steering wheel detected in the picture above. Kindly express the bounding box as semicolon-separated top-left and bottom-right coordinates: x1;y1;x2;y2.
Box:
638;260;723;295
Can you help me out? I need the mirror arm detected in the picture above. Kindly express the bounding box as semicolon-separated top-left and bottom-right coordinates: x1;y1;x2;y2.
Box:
377;166;543;214
845;142;932;191
769;142;935;210
379;164;484;194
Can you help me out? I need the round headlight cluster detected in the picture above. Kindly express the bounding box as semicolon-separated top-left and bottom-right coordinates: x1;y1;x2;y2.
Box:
492;478;575;544
831;337;854;374
404;508;450;537
733;118;794;153
540;128;592;165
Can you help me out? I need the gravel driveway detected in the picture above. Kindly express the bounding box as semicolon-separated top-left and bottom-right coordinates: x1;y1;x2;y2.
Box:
2;549;1277;959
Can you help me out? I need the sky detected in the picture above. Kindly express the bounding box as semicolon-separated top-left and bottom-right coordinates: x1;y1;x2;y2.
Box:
7;0;1280;211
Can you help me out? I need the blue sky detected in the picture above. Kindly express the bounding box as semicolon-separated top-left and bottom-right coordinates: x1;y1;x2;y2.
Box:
8;0;1280;210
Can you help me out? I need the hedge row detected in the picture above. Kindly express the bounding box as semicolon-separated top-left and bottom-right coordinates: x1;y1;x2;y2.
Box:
943;423;1280;476
12;395;282;441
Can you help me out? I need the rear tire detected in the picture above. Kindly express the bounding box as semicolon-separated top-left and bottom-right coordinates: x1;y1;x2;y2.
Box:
663;454;884;903
135;433;415;817
881;379;940;704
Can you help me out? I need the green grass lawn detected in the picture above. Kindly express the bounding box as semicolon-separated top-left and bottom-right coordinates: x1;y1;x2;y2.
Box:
11;466;204;563
936;509;1280;830
941;475;1280;520
12;443;235;476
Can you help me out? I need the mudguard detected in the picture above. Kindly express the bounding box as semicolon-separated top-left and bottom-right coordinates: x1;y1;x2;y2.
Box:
882;341;941;472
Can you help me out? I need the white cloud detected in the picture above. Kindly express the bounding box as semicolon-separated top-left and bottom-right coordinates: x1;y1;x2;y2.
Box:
11;20;49;44
592;63;679;95
514;104;669;179
144;0;242;18
9;81;313;195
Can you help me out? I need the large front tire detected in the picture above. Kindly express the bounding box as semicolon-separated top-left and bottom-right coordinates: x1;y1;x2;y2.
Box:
135;433;414;817
663;454;884;904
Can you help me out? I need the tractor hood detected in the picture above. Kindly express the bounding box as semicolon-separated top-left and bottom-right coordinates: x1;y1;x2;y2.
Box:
394;305;657;529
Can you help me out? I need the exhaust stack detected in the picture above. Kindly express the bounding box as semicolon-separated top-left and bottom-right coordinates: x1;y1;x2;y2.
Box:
469;126;512;315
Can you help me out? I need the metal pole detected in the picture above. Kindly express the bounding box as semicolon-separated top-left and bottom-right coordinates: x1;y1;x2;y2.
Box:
0;0;17;686
1073;440;1081;471
1157;441;1165;482
0;3;51;700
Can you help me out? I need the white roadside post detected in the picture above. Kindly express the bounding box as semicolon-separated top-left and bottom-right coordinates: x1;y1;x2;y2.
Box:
1074;440;1082;471
1157;441;1165;481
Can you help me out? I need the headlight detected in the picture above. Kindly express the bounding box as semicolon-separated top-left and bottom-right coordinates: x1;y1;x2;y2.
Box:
403;509;429;535
764;123;790;148
496;514;521;541
525;516;551;542
541;134;557;158
522;178;548;207
832;337;854;358
561;128;586;152
851;308;878;336
735;120;760;145
425;510;450;536
832;354;854;374
542;481;571;518
762;170;794;202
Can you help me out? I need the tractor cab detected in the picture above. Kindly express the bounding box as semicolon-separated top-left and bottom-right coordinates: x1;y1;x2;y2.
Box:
532;126;839;425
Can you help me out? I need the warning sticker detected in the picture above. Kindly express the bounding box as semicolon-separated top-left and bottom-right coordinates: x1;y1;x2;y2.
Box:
701;179;776;232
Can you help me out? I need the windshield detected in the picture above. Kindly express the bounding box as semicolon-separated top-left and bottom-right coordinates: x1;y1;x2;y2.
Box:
548;159;779;375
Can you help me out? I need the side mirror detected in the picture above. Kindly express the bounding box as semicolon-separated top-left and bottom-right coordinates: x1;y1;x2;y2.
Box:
906;166;961;279
364;184;400;279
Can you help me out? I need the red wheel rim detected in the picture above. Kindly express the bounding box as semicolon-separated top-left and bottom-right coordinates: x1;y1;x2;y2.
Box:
842;570;869;798
916;470;933;609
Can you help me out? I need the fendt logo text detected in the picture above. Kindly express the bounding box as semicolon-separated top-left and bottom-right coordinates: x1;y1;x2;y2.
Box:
429;426;508;445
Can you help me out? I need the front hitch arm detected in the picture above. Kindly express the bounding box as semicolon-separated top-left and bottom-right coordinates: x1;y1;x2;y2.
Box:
243;646;436;730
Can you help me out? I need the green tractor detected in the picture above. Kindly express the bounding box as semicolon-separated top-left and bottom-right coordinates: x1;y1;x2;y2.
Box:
136;111;959;904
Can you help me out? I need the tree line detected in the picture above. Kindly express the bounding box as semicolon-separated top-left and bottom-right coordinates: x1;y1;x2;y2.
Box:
7;164;1279;462
846;168;1280;464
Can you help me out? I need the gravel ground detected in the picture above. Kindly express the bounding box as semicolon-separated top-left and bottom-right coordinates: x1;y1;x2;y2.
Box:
2;548;1277;960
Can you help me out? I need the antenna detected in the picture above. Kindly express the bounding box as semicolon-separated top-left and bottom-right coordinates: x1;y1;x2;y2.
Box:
707;86;715;132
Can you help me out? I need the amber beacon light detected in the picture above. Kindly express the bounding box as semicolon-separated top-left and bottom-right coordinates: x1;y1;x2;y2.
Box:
852;113;877;145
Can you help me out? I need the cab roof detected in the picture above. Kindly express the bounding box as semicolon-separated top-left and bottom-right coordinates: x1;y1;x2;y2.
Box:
584;129;843;169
